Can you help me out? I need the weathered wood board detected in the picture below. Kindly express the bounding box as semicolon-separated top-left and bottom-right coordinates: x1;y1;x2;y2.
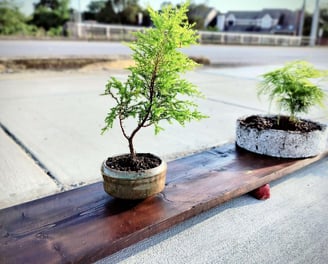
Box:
1;144;326;264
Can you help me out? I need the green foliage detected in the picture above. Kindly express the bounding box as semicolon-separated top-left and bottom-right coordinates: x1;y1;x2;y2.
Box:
186;3;217;30
187;3;210;30
321;7;328;38
207;26;219;32
0;1;36;35
0;0;67;36
35;0;61;9
97;0;142;25
97;1;120;23
258;61;328;122
84;0;106;20
102;2;207;157
88;0;106;13
121;3;142;24
30;0;69;31
303;6;328;37
47;26;64;36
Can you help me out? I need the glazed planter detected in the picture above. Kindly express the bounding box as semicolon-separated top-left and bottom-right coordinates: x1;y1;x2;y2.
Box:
101;154;167;200
236;115;328;158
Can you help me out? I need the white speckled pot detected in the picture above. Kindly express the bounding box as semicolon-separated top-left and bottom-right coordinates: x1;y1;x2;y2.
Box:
236;115;328;158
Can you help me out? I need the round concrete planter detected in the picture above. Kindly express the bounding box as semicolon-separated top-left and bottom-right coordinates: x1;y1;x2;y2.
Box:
236;115;328;158
101;154;167;200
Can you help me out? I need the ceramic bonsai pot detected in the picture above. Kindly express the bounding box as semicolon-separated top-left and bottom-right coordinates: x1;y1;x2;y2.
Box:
101;154;167;200
236;115;328;158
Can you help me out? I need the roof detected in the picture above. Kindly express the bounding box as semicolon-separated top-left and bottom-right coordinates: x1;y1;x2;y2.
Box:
225;8;296;21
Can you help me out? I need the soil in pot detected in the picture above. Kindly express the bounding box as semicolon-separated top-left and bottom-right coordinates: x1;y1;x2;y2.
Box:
106;153;161;171
240;115;323;132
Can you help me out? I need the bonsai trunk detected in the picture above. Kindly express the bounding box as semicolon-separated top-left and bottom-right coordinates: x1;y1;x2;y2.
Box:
128;136;136;160
126;59;158;162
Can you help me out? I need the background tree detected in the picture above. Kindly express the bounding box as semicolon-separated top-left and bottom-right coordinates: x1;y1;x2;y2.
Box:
320;5;328;38
30;0;70;31
97;0;120;23
0;0;35;35
35;0;60;9
111;0;139;12
97;0;142;25
302;12;312;36
187;4;206;29
121;2;142;24
83;0;106;21
302;4;328;38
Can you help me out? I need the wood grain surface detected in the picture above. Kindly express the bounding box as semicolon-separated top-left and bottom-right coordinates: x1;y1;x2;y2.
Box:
1;143;326;264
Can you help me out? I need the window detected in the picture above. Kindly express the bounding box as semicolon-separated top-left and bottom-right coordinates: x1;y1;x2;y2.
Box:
261;14;272;29
226;14;235;27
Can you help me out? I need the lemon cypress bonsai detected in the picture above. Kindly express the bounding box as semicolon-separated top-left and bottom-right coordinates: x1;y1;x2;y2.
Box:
102;2;207;164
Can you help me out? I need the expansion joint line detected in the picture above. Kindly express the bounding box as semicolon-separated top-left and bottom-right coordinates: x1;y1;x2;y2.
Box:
0;122;65;191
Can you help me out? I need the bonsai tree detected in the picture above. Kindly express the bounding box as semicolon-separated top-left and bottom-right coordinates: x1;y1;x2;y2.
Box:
236;61;328;159
258;60;327;123
101;2;207;166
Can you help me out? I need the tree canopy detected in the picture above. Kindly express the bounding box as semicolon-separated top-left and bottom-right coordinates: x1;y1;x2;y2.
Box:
0;1;35;35
86;0;143;25
102;2;207;158
30;0;70;31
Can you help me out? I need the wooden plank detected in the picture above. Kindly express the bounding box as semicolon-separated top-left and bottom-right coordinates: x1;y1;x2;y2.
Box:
0;143;327;264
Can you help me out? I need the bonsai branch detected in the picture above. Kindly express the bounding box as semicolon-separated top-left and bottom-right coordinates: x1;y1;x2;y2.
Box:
126;46;164;159
118;113;129;140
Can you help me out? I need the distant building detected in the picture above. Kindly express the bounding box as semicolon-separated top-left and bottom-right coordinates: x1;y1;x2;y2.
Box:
220;9;298;35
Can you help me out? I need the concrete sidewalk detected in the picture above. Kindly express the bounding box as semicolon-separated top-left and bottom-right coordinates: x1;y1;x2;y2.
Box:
0;65;328;209
0;61;328;263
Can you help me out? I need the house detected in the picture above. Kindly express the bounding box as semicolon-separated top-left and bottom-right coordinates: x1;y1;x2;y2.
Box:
222;9;298;35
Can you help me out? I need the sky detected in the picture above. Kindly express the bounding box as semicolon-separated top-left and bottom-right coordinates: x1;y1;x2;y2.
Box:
15;0;328;16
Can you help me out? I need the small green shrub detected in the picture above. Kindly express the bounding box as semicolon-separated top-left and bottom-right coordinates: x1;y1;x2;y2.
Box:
102;2;207;160
47;26;64;37
258;60;328;122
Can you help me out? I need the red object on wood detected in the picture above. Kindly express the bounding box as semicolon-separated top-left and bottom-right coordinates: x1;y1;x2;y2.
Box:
250;184;271;200
0;144;326;263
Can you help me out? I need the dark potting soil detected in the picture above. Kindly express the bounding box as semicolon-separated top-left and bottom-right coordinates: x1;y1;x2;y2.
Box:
106;153;161;172
240;115;322;133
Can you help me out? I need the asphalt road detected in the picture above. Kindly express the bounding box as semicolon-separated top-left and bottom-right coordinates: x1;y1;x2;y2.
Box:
1;40;328;66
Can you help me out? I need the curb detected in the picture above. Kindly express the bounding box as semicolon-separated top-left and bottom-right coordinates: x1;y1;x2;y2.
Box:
0;56;211;73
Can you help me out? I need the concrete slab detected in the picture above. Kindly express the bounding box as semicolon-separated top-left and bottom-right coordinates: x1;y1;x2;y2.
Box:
199;66;328;122
0;66;327;205
0;129;60;209
0;70;264;189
